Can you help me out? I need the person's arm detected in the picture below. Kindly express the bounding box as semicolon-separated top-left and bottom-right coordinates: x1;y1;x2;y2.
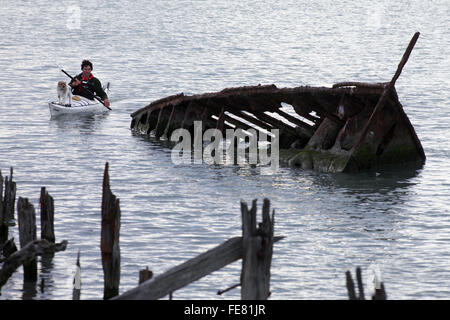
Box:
69;75;81;88
93;78;110;107
92;78;107;99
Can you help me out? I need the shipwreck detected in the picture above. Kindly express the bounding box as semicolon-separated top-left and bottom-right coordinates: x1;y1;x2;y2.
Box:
130;32;425;173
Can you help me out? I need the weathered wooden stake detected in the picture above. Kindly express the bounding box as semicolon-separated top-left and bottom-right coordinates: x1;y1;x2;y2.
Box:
1;168;17;244
4;167;17;225
101;162;121;300
346;268;363;300
17;197;37;282
139;267;153;285
372;282;387;300
241;198;274;300
40;187;55;243
346;267;387;300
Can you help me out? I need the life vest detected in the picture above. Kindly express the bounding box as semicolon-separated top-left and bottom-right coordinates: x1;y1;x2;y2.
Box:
81;73;94;81
75;73;95;98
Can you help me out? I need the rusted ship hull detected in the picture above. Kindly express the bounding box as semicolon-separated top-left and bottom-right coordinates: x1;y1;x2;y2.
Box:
130;33;425;173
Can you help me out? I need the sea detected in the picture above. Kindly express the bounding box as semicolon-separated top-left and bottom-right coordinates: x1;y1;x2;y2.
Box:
0;0;449;300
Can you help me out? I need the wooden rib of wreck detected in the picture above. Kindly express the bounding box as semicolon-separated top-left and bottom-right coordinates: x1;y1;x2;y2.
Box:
130;33;425;173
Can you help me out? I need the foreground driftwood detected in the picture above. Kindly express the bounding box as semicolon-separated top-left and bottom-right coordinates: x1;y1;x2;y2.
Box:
0;168;16;243
113;198;282;300
113;235;283;300
130;32;425;173
113;237;244;300
0;239;67;291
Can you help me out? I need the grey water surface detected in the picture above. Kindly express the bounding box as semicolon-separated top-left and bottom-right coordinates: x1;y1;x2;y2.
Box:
0;0;449;299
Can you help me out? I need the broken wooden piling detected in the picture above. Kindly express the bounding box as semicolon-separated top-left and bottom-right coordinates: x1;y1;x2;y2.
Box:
1;168;17;244
101;162;121;300
4;168;17;225
346;267;387;300
17;197;38;282
0;170;70;295
346;267;364;300
139;267;153;285
241;198;275;300
40;187;55;243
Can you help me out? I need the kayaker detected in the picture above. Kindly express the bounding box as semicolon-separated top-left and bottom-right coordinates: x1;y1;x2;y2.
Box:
69;60;110;108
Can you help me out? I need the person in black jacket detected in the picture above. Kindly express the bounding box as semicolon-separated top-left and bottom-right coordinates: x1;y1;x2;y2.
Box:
69;60;110;107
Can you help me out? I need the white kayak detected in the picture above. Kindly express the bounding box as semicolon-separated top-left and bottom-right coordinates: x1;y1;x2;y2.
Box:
48;95;110;117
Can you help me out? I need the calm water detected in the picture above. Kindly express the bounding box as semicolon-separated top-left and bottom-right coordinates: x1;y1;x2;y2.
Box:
1;0;449;300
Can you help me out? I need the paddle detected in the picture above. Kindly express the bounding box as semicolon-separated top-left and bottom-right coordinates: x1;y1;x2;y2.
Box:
60;68;112;110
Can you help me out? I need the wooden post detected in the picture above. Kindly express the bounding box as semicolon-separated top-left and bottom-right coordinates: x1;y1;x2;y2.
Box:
346;268;365;300
17;197;37;282
101;162;121;299
40;187;55;243
346;270;357;300
241;198;275;300
372;282;387;300
1;168;17;244
346;267;387;300
4;167;17;225
139;267;153;285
